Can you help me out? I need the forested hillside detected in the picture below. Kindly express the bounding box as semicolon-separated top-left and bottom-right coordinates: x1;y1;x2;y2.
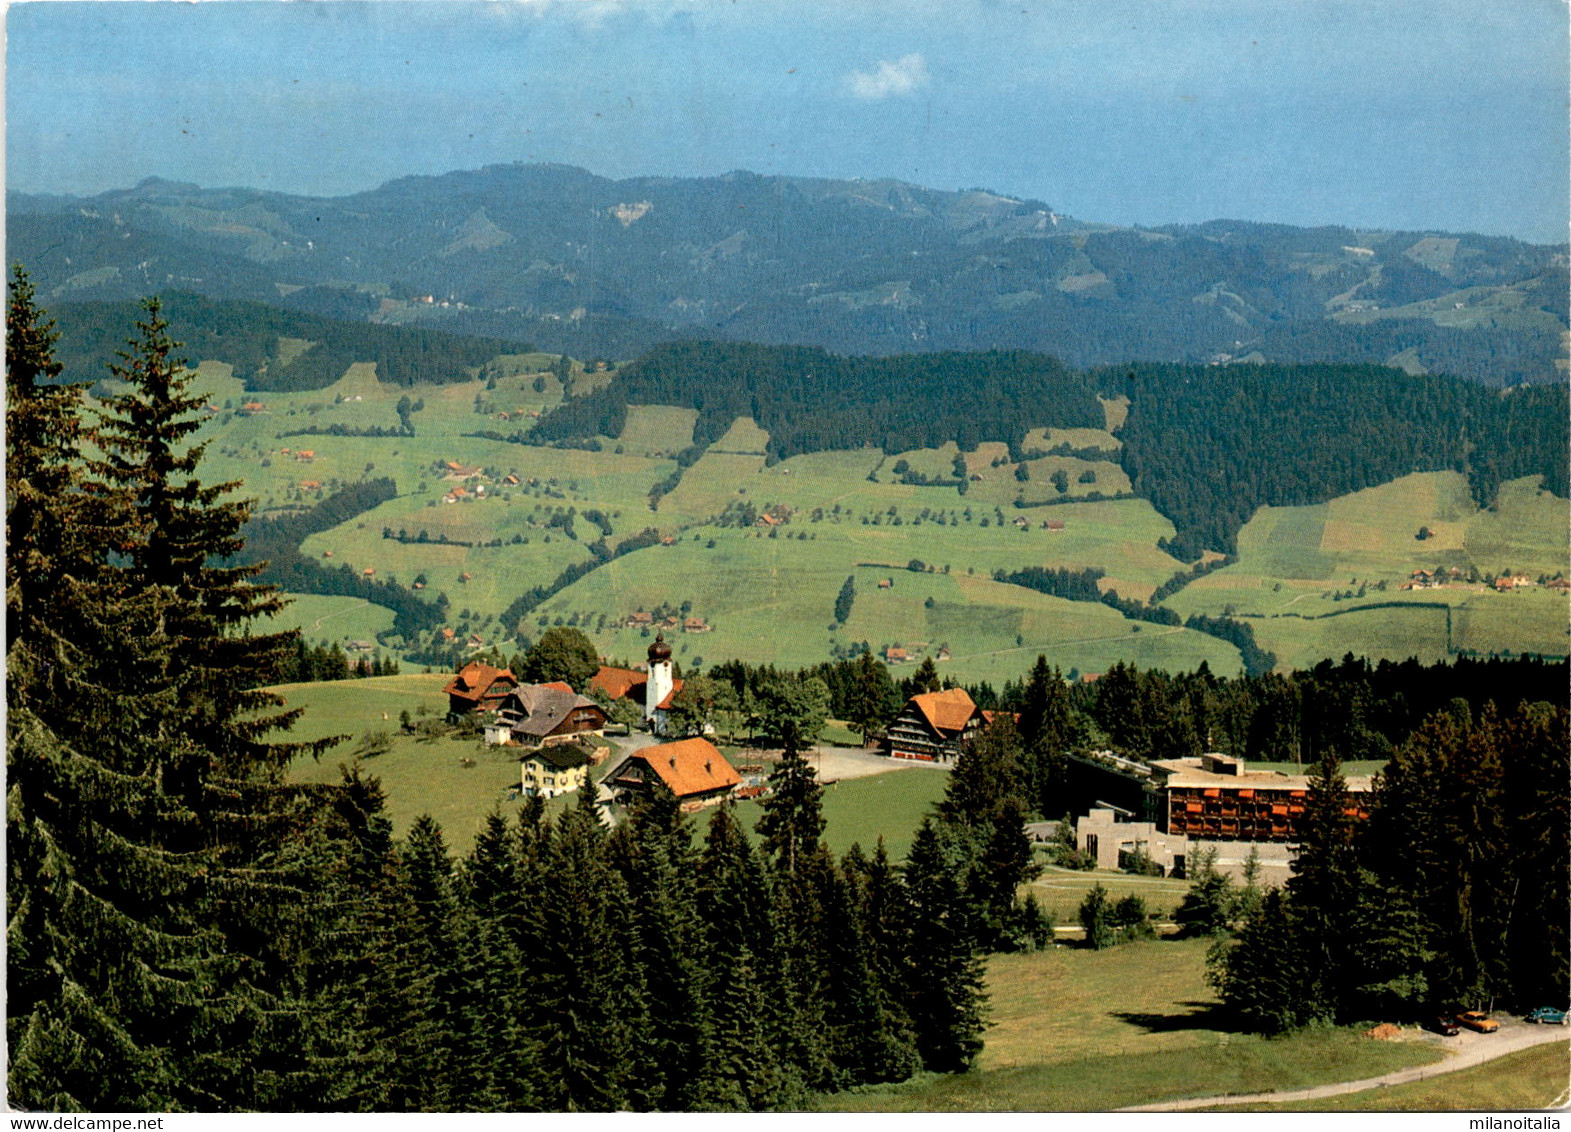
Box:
527;341;1569;562
532;342;1102;459
1108;364;1571;559
50;293;528;391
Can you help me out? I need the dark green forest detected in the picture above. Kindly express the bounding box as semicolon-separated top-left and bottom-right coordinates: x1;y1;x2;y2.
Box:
531;340;1104;459
49;293;525;392
1108;362;1570;559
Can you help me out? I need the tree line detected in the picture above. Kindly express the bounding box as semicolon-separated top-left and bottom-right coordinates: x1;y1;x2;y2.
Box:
1107;361;1569;560
49;292;525;393
1208;703;1566;1030
530;341;1104;462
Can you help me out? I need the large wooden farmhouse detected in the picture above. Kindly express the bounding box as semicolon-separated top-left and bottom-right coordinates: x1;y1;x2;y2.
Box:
443;662;519;718
484;682;607;746
600;737;740;812
883;687;983;762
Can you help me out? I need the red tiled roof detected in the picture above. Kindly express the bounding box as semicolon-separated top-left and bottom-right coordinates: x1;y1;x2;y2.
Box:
444;662;517;702
591;665;646;701
637;738;740;798
910;688;979;735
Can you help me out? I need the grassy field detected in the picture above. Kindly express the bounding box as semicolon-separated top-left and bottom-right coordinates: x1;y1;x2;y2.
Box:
730;767;948;863
1028;865;1192;923
1211;1041;1571;1112
537;520;1242;682
270;593;397;647
814;937;1442;1111
1165;472;1568;667
182;347;1565;678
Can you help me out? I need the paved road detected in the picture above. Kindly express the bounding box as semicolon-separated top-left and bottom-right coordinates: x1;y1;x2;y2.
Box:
1119;1020;1571;1111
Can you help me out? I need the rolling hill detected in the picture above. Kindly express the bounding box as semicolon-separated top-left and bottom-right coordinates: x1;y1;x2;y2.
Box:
10;163;1567;384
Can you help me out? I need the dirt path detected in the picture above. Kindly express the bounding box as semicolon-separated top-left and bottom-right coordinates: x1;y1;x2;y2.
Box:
1119;1022;1570;1111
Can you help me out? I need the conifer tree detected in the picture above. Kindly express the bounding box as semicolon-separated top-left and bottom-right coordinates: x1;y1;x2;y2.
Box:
757;744;826;877
90;297;309;777
533;790;646;1111
900;819;986;1072
607;783;714;1110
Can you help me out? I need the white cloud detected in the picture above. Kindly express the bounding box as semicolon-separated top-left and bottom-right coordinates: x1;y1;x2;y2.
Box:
847;52;930;100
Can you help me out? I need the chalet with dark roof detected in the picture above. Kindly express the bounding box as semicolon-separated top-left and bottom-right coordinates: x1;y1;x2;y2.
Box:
883;687;983;762
484;682;607;746
600;737;740;812
443;662;519;717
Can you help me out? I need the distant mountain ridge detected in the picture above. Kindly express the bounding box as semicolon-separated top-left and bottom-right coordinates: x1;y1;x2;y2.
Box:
9;163;1567;383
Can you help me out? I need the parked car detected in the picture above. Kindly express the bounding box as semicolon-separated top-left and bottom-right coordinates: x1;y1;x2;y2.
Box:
1455;1011;1499;1033
1525;1006;1568;1025
1424;1016;1460;1037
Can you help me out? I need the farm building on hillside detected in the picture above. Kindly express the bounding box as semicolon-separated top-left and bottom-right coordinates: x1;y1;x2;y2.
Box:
599;737;740;812
443;662;518;718
484;682;608;746
883;687;984;762
518;745;593;800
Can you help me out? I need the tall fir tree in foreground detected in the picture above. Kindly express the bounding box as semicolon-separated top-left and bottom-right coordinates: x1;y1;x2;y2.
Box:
6;276;334;1109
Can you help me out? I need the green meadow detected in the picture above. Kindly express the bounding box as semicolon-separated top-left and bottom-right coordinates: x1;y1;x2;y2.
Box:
814;937;1442;1112
179;350;1566;679
1212;1042;1570;1112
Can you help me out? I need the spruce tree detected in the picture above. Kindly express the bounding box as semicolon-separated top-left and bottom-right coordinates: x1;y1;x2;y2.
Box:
90;296;309;777
901;820;986;1072
533;790;646;1111
756;744;826;877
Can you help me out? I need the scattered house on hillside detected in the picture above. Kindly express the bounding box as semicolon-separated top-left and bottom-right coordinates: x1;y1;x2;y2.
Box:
1494;577;1517;592
299;480;322;491
1548;578;1571;592
884;645;909;664
517;745;592;800
660;536;678;546
683;617;710;633
296;450;315;462
935;646;952;662
460;571;473;582
1045;519;1066;531
883;687;983;762
323;550;333;558
504;474;520;486
438;626;455;640
468;633;485;648
877;578;893;590
1012;516;1030;528
443;487;470;504
239;401;267;415
485;682;607;747
443;661;519;718
600;737;740;812
625;611;654;628
362;568;375;577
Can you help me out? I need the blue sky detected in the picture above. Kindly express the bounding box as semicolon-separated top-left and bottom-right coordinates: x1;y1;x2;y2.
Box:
7;0;1568;241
